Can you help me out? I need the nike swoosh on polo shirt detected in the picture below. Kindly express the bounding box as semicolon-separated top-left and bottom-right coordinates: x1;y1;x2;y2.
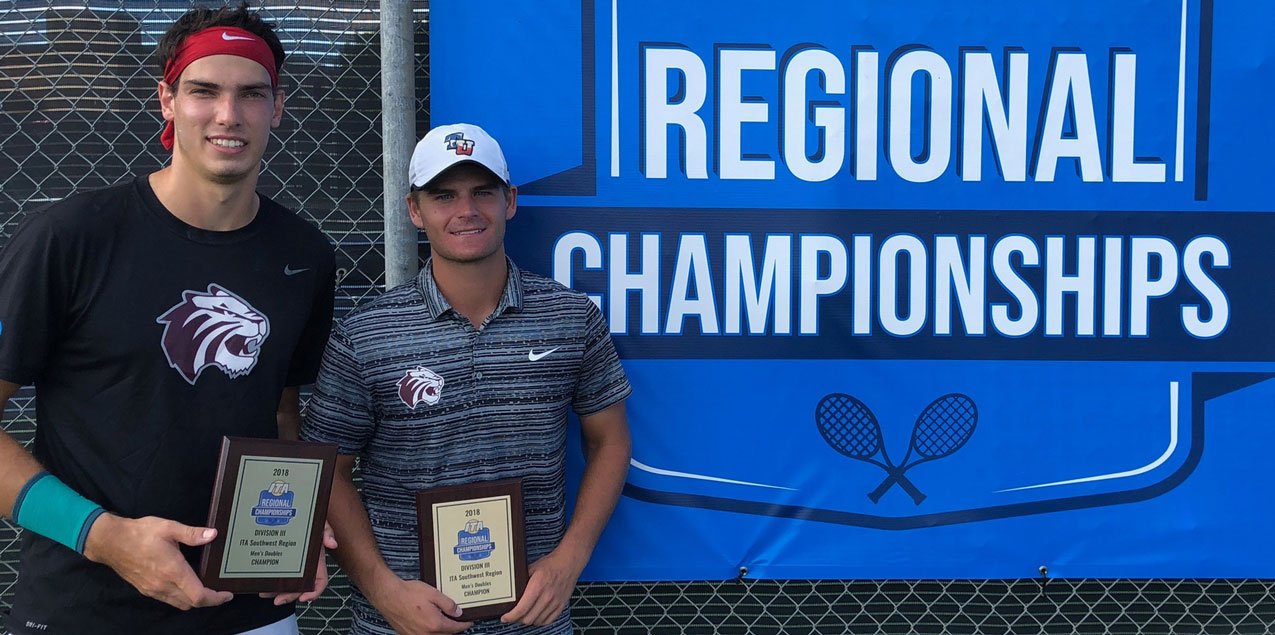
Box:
527;348;559;362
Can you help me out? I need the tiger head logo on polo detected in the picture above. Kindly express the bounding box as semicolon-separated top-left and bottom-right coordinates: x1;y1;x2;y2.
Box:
399;366;445;408
156;283;270;384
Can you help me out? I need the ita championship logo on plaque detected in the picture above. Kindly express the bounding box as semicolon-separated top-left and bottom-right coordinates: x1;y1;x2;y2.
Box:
252;480;297;526
456;519;496;561
199;437;337;593
416;478;528;621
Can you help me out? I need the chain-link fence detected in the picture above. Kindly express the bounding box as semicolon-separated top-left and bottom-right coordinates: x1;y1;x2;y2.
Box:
3;2;1275;634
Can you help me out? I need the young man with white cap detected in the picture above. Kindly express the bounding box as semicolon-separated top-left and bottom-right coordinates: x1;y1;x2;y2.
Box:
303;123;632;634
0;4;335;634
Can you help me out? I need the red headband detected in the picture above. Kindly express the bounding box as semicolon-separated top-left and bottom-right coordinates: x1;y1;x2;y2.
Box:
160;26;279;150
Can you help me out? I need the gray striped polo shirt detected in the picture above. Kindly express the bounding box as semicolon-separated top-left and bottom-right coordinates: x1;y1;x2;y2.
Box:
302;258;631;635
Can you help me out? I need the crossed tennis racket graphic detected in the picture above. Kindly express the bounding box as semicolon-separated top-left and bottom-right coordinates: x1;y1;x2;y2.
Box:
815;393;978;505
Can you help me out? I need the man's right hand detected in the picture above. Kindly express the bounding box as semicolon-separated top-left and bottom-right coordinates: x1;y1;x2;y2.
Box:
81;513;234;610
375;576;473;635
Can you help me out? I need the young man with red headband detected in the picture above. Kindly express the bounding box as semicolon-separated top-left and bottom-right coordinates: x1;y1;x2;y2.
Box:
0;4;335;634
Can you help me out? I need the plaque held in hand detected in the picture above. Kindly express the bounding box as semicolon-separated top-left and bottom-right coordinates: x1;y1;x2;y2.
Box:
199;436;337;593
416;478;528;621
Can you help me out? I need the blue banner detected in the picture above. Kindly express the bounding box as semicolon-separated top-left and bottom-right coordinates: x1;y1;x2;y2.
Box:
431;0;1275;579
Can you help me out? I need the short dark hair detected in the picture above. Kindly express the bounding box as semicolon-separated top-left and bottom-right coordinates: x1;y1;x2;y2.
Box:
155;1;285;83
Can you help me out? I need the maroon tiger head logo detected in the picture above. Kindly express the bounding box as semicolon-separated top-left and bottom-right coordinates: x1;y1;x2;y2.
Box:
156;284;270;385
398;366;444;408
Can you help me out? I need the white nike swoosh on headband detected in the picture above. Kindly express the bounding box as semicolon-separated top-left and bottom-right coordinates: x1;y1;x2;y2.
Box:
221;32;254;41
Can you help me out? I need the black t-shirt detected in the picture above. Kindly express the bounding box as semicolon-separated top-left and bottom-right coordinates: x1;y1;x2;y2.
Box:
0;176;335;635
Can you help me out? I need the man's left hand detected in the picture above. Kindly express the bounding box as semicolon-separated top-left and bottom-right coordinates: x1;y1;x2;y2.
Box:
500;547;583;626
260;521;338;605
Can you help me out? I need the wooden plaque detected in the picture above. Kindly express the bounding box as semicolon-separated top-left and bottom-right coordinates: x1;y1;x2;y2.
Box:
416;478;528;622
199;436;337;593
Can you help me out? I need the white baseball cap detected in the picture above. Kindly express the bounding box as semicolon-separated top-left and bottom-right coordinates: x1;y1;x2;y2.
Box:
408;123;510;189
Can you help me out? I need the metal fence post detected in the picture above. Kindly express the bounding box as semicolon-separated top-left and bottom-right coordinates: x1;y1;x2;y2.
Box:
381;0;418;289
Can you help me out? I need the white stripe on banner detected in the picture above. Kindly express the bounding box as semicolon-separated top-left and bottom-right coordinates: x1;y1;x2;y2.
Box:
999;381;1180;492
1176;0;1188;182
610;0;621;178
631;458;797;490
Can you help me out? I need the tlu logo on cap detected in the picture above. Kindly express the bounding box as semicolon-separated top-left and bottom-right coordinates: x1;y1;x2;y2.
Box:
444;132;474;156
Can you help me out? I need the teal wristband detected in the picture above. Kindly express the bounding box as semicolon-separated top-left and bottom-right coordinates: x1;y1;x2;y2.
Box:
13;472;106;554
